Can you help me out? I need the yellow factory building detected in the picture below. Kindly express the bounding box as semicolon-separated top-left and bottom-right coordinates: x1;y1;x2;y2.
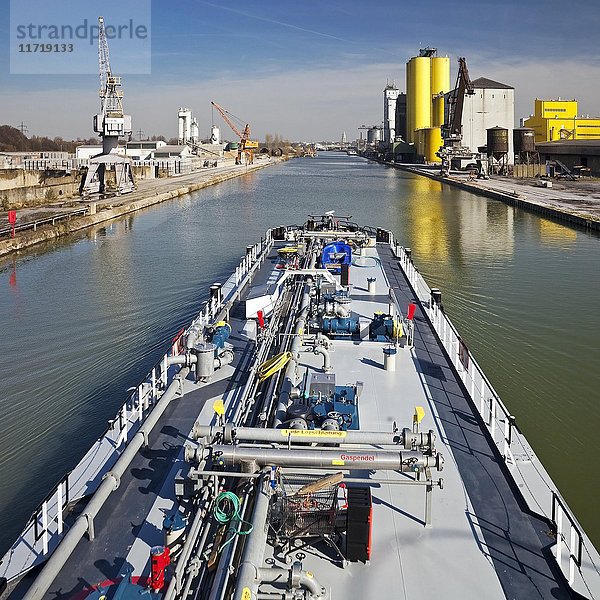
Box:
406;48;450;162
524;99;600;143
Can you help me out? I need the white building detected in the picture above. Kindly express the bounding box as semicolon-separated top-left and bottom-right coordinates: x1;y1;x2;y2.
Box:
153;145;192;159
383;83;400;145
125;140;167;161
454;77;515;160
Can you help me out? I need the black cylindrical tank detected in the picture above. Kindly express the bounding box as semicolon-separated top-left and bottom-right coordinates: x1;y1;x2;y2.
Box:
513;127;535;153
286;403;310;420
487;126;509;155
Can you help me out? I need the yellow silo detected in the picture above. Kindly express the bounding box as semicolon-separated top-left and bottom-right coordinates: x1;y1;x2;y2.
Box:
423;127;443;162
410;56;432;135
432;96;445;128
406;50;450;151
430;56;450;127
414;128;424;156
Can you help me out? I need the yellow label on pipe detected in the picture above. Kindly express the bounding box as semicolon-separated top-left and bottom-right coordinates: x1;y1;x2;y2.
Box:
281;429;347;438
332;459;345;466
241;588;251;600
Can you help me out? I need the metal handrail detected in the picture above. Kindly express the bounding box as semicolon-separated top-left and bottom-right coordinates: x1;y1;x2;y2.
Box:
387;233;598;591
17;227;275;567
0;207;89;238
395;243;516;461
552;490;583;585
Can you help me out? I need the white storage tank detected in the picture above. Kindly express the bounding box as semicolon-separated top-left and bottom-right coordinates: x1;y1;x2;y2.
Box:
367;127;381;145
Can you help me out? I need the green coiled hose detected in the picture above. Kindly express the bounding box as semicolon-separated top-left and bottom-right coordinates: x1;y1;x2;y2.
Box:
212;491;253;552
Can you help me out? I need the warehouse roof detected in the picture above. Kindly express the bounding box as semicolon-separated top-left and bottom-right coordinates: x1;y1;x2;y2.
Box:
472;77;514;90
537;139;600;155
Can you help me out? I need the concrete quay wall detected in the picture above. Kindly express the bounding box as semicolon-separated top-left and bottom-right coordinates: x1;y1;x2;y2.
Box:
377;159;600;232
0;159;280;258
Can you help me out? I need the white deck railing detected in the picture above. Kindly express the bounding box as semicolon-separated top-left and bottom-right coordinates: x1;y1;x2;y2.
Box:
2;229;275;582
394;242;516;463
390;237;590;590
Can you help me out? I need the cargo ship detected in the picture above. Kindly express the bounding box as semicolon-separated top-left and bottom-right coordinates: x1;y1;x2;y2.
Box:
1;214;599;600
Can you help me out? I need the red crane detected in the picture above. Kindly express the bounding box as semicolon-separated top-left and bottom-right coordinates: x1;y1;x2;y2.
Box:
211;101;258;163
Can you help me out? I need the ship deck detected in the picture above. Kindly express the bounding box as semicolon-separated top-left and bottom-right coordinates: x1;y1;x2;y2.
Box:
5;238;580;600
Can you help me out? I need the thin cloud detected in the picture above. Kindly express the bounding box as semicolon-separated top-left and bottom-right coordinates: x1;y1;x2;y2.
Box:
3;59;600;141
199;2;355;44
198;1;399;57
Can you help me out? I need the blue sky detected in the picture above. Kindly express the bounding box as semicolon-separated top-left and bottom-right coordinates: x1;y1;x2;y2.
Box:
1;0;599;140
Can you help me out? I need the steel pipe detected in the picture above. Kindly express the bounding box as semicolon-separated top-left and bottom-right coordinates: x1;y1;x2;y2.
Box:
209;446;443;472
167;350;234;372
235;475;272;598
22;367;193;600
192;423;435;452
257;564;327;599
313;344;331;372
164;485;213;600
273;282;312;426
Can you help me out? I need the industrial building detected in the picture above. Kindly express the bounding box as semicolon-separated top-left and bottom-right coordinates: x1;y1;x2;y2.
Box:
405;48;450;162
524;99;600;143
454;77;515;161
376;49;515;167
395;93;407;142
125;140;167;161
153;145;193;159
536;139;600;176
383;83;400;145
178;107;199;145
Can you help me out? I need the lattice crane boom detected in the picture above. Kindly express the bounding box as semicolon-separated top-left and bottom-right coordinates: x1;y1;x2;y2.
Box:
443;57;475;141
211;101;249;141
98;16;110;106
94;16;130;137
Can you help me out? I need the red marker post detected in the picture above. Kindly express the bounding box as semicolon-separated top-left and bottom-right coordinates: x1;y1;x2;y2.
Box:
405;303;417;347
8;210;16;238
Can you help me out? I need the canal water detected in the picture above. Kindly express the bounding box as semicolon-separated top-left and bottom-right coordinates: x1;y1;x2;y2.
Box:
0;154;598;557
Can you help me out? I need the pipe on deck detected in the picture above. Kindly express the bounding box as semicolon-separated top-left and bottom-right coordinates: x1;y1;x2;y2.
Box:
192;423;435;452
234;475;272;598
21;367;192;600
273;283;312;427
313;344;331;373
167;349;234;370
207;446;443;472
257;564;327;598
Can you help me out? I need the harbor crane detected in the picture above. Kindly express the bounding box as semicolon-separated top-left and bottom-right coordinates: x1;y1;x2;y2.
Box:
437;57;487;177
81;16;135;197
441;57;474;144
211;101;259;164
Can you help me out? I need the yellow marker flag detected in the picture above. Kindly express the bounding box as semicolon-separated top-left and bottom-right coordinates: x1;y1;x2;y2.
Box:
213;399;225;416
414;406;425;425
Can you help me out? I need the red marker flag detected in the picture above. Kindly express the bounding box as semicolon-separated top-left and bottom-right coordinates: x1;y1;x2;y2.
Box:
407;303;416;321
8;210;16;238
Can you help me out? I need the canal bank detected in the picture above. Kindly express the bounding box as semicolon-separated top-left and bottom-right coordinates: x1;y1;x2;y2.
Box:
0;153;598;558
377;159;600;232
0;157;284;258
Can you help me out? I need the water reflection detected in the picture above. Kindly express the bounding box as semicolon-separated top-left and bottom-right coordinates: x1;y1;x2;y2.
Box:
538;218;578;245
0;154;598;556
